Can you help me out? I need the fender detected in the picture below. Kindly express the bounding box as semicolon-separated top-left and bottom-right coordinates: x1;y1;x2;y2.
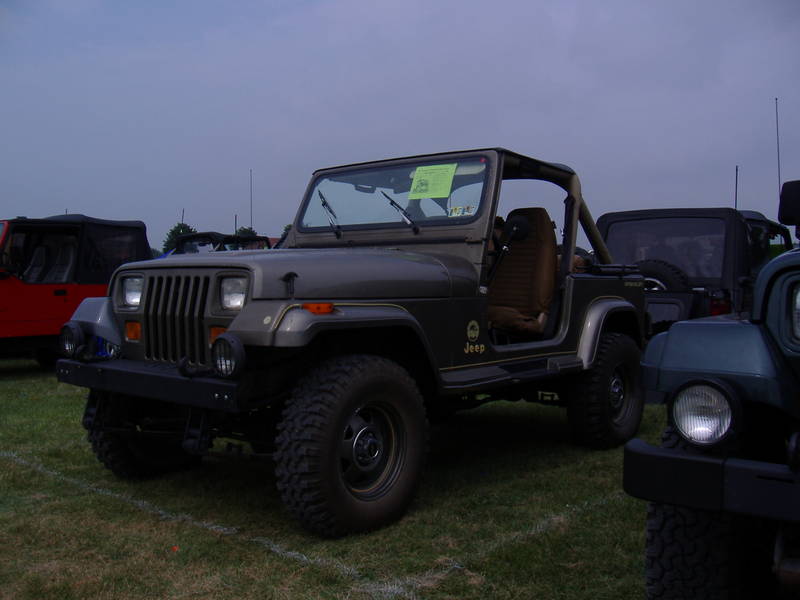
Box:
641;317;799;415
66;297;121;346
272;303;427;346
228;299;440;373
576;298;642;369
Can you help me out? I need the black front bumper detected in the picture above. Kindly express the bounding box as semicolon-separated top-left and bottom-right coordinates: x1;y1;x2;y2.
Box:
56;358;245;413
624;438;800;522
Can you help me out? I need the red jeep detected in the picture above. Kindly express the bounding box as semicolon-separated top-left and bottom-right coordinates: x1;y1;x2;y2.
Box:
0;214;151;366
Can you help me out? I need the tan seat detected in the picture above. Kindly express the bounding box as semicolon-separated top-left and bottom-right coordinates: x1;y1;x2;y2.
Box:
488;207;557;335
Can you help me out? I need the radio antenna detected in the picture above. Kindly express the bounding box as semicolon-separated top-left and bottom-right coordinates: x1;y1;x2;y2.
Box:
776;97;782;197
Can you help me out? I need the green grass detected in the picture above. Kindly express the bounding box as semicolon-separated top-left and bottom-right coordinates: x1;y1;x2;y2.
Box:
0;358;665;599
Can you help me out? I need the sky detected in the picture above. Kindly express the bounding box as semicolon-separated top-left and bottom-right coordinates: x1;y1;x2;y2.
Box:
2;0;799;250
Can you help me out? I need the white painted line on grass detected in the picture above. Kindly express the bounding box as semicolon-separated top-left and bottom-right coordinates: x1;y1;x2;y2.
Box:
356;491;625;599
0;450;361;580
2;449;623;598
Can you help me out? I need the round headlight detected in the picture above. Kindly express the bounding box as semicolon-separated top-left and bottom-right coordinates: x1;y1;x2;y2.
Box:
211;333;245;378
121;276;143;307
672;383;733;445
59;322;85;358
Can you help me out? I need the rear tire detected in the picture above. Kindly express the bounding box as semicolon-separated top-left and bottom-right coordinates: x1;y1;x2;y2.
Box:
274;354;428;537
567;332;643;448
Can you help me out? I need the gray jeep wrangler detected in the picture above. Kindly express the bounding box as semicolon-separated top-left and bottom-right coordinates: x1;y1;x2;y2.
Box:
624;180;800;598
56;148;646;536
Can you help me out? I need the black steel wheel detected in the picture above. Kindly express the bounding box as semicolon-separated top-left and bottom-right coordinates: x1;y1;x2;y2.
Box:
567;332;643;448
274;354;428;537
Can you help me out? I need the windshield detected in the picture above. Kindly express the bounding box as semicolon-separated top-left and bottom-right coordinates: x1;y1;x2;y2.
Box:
298;156;489;233
605;217;726;279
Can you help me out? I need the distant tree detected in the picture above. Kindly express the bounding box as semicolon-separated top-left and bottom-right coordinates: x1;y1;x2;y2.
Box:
150;247;161;258
236;226;258;237
162;222;197;254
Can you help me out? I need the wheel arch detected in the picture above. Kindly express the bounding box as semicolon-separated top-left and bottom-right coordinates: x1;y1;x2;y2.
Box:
302;324;441;400
577;299;644;369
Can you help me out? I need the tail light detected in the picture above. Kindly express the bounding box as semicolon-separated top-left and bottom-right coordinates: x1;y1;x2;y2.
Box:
710;297;732;316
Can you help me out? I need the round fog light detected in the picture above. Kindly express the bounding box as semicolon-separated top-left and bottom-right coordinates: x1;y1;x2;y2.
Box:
672;383;732;445
59;323;85;358
211;333;245;378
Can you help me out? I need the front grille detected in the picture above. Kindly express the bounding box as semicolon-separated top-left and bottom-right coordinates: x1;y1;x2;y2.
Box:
143;274;212;365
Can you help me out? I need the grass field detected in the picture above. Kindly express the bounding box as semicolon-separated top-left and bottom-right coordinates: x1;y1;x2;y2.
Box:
0;358;664;599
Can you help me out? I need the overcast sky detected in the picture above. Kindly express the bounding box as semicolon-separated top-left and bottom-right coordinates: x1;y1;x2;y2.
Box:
2;0;798;249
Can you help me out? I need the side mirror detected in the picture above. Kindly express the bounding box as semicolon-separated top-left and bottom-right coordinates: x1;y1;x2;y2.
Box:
503;215;530;242
778;180;800;226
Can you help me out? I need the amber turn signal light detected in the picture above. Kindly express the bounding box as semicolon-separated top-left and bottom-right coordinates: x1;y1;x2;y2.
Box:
125;321;141;341
302;303;335;314
209;326;227;345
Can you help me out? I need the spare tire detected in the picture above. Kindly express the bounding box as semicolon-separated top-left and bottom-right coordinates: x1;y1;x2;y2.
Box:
635;259;689;292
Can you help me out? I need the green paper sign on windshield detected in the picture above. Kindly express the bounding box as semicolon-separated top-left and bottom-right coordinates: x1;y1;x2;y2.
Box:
408;163;457;199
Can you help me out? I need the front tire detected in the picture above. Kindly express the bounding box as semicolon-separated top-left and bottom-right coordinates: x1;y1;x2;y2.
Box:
567;332;643;448
274;354;428;537
645;427;776;599
85;392;200;478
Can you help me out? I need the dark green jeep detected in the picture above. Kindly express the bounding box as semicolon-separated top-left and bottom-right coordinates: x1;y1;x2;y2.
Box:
56;148;646;536
624;180;800;597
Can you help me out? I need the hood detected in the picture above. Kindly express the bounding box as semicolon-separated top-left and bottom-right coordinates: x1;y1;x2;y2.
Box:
126;247;478;299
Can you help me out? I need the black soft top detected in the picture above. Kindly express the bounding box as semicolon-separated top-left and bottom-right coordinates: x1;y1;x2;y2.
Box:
4;214;146;230
313;147;576;180
597;207;745;230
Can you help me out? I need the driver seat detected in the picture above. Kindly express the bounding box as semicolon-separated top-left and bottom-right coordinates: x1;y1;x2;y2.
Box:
488;207;557;336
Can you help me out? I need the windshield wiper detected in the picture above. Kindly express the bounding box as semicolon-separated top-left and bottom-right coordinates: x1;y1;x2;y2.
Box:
381;191;419;234
317;190;342;239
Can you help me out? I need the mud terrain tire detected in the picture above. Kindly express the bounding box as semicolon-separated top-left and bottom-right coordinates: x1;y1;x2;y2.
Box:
567;332;643;448
274;354;428;537
644;427;776;599
86;393;200;478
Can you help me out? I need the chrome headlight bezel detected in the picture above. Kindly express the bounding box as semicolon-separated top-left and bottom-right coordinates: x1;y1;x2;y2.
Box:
220;276;247;311
669;380;738;447
119;275;144;308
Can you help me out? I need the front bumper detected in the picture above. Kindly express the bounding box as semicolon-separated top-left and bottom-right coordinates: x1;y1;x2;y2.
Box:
624;438;800;522
56;358;245;413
